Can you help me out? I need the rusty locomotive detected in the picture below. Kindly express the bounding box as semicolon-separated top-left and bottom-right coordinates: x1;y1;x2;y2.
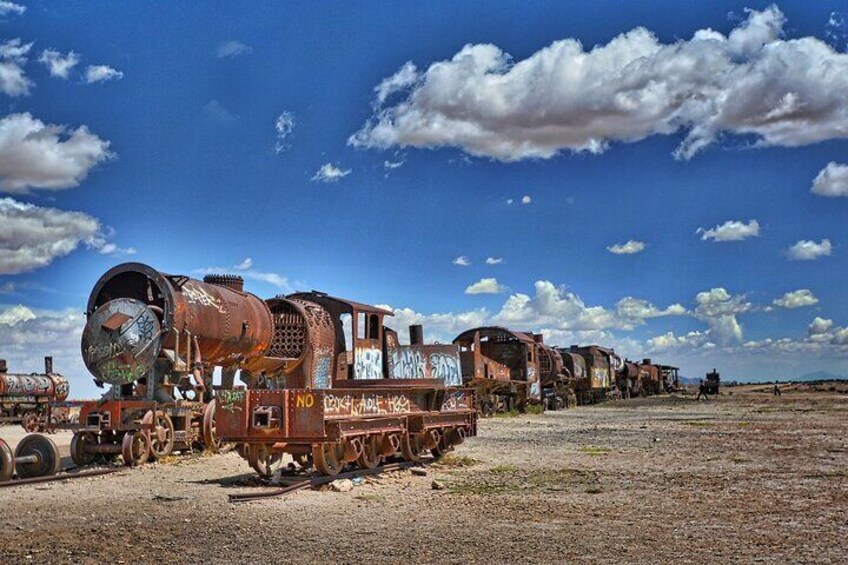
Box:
454;326;679;413
68;263;476;476
215;292;477;477
64;263;276;465
0;357;69;432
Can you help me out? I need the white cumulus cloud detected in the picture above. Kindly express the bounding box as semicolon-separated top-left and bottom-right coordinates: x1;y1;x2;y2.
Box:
812;162;848;197
697;219;760;242
311;163;351;183
694;287;751;345
217;40;252;59
607;240;646;254
521;195;532;204
773;289;818;309
274;112;295;154
452;256;470;266
787;239;832;261
351;7;848;162
0;197;129;274
0;38;33;97
485;257;503;265
465;277;506;295
38;49;80;79
0;2;26;16
379;304;488;345
84;65;123;84
0;113;112;193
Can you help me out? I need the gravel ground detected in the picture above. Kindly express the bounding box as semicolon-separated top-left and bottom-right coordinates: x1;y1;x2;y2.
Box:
1;385;846;564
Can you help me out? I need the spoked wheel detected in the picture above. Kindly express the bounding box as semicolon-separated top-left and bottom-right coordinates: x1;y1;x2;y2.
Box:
356;435;383;470
70;431;99;466
14;434;61;479
247;444;284;478
312;442;345;476
401;433;425;463
143;410;175;459
293;453;312;469
121;432;151;467
21;412;40;433
202;399;232;454
0;438;14;482
430;429;453;458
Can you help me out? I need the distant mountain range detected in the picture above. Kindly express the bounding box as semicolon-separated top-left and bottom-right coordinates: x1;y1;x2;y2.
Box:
677;370;846;385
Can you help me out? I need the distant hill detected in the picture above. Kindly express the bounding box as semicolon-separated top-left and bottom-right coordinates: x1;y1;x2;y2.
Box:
796;370;846;381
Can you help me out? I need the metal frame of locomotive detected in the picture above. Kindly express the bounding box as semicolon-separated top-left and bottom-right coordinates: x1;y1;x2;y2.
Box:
0;357;69;433
452;327;575;414
559;345;625;405
60;263;274;466
216;292;477;477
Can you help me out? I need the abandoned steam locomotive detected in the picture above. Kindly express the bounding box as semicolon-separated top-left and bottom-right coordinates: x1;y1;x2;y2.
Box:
0;357;69;432
454;326;679;413
71;262;476;475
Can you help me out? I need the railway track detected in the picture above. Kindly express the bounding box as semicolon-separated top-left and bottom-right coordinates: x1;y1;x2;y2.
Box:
229;459;428;503
0;466;123;489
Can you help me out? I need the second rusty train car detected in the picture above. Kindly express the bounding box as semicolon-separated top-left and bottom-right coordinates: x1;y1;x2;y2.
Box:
0;357;69;432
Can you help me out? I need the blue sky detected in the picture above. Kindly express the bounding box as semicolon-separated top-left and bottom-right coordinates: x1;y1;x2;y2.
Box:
2;1;848;397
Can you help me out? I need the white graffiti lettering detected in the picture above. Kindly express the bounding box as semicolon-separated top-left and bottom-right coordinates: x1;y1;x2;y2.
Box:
183;282;226;313
354;347;383;380
429;352;462;387
389;347;426;379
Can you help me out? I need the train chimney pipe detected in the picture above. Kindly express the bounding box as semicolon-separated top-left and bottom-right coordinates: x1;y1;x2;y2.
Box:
409;324;424;345
44;356;53;374
533;334;544;344
642;358;652;365
0;359;6;373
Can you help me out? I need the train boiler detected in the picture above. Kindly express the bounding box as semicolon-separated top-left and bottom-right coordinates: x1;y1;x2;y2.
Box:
0;357;69;432
68;263;277;465
215;292;477;477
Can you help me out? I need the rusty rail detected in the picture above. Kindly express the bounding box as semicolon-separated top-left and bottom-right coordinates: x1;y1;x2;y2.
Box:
0;467;123;489
229;459;428;503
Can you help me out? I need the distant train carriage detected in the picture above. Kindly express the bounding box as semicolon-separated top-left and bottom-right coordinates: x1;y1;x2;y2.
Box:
0;357;69;432
639;359;662;396
559;345;622;404
534;335;576;410
620;361;643;398
453;327;543;414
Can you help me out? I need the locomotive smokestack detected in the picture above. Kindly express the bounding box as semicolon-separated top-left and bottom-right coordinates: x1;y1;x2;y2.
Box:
409;324;424;345
642;358;652;365
44;356;53;374
533;334;544;344
0;359;6;373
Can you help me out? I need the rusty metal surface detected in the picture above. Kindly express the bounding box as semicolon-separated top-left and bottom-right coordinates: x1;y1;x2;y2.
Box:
84;262;275;381
0;358;71;431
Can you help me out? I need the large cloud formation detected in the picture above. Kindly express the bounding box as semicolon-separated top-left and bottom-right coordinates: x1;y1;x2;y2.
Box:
0;198;131;274
351;6;848;161
0;113;112;193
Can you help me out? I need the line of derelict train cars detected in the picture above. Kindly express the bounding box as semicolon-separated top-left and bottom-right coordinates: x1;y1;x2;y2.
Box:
1;263;679;481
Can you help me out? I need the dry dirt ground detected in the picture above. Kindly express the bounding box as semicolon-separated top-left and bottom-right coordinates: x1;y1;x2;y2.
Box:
1;385;846;564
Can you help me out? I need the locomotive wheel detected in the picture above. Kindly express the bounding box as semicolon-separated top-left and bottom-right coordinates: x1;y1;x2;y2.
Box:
247;444;284;478
313;442;345;476
356;435;383;470
70;431;98;466
202;399;221;453
430;429;454;458
293;453;312;468
0;438;13;482
121;432;151;467
14;434;61;479
21;412;40;433
400;433;425;463
143;410;175;459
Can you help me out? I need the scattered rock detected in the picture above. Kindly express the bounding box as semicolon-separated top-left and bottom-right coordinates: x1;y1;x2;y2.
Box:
330;478;354;492
431;480;446;490
411;468;427;477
